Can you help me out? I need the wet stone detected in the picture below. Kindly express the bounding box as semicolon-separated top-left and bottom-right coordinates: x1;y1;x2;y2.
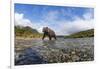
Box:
15;37;94;65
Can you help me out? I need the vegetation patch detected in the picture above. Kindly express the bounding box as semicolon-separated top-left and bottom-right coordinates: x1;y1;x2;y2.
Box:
15;26;43;38
65;29;94;38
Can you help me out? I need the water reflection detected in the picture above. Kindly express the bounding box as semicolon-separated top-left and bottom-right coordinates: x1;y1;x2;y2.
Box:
42;40;57;49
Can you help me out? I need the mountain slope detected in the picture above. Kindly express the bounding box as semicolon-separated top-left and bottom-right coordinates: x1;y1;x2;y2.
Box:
15;26;42;38
65;29;94;38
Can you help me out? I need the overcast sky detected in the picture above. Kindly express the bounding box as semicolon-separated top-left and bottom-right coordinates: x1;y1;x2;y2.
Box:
14;3;94;35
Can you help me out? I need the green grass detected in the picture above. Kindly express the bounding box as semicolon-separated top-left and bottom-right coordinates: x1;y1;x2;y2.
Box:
15;26;43;38
65;29;94;38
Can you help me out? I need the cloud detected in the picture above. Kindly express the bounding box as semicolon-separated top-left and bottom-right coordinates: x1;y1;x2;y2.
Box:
83;9;94;20
15;13;43;32
55;8;94;35
39;8;94;35
57;18;94;35
15;13;48;33
15;13;34;28
15;8;94;35
42;10;59;23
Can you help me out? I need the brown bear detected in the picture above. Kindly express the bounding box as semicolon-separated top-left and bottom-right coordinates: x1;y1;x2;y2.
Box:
42;27;56;40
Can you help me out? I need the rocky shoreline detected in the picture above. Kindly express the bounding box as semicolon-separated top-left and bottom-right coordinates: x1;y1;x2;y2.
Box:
15;37;94;65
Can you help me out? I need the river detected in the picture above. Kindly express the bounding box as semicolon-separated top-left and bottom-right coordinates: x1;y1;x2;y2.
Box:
15;37;94;65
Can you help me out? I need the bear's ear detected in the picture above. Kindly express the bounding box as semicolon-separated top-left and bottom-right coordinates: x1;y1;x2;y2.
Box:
45;27;48;29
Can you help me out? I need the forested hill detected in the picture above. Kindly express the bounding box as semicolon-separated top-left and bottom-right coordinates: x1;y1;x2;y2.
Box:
15;26;42;38
65;29;94;38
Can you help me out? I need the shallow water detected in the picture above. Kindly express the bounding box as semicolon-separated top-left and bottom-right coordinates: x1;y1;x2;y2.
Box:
15;37;94;65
